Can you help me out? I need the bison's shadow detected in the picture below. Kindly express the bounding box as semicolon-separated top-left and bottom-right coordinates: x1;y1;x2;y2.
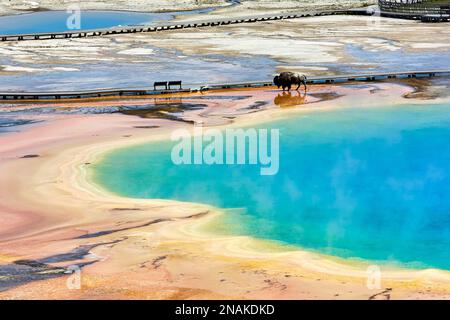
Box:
274;91;307;107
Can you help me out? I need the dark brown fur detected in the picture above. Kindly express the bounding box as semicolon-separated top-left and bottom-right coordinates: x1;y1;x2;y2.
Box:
273;72;307;91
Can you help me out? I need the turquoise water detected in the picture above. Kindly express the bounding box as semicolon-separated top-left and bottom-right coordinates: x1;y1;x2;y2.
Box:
93;102;450;270
0;9;212;35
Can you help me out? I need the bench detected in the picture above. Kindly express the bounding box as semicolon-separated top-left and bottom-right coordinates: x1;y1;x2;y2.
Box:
168;81;182;90
154;81;168;90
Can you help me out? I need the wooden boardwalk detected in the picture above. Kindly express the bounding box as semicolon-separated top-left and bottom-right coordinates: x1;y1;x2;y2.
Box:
0;8;371;42
1;70;448;101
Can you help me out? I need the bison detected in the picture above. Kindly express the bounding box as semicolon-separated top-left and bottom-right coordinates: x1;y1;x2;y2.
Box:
273;72;307;92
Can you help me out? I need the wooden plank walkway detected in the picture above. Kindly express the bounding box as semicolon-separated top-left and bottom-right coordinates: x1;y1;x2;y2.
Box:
0;8;371;42
0;70;448;101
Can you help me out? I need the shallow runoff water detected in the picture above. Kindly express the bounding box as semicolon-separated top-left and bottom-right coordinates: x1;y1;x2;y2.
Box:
93;101;450;270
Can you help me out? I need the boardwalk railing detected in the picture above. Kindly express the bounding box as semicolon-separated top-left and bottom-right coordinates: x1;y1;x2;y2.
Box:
0;8;371;42
0;70;449;101
378;0;450;21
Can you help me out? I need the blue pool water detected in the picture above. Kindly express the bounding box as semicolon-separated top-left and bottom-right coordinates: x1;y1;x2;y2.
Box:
93;101;450;270
0;9;212;35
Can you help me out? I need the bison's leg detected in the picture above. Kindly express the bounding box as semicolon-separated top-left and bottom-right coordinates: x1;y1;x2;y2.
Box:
287;84;292;92
303;81;307;91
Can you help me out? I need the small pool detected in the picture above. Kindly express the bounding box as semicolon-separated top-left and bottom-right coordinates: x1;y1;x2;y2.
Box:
0;116;38;133
0;9;212;35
